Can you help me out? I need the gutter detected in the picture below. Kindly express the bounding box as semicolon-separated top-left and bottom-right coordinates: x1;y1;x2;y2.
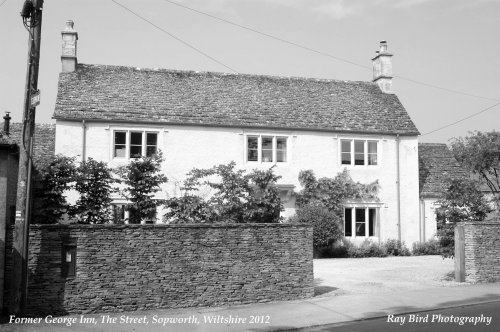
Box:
81;120;86;162
52;117;421;137
396;134;401;242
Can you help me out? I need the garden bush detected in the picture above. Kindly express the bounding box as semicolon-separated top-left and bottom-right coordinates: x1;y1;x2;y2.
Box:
346;239;388;258
288;204;343;256
412;238;440;256
383;239;411;256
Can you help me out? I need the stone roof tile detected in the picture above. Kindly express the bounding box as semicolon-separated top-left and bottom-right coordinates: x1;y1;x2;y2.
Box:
419;143;468;198
54;64;420;135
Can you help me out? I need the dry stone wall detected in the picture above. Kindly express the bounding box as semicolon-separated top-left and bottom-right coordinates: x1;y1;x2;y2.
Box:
4;223;313;314
462;222;500;283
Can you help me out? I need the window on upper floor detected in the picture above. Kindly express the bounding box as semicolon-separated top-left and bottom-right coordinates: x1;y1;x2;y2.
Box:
344;207;378;238
247;135;288;163
341;139;378;166
113;131;158;159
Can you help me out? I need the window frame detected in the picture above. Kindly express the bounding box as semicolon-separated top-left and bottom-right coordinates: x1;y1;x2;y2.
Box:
340;139;380;167
343;205;380;238
112;129;159;160
245;134;289;164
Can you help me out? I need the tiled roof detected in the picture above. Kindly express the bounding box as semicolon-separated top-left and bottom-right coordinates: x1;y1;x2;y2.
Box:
0;123;56;163
419;143;468;198
54;64;420;135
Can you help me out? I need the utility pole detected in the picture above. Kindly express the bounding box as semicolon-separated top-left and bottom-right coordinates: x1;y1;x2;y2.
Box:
11;0;44;315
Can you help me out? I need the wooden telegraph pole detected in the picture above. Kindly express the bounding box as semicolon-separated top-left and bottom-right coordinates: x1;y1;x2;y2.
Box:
11;0;44;315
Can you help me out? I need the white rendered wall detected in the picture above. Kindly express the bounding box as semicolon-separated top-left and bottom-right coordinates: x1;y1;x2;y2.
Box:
55;120;420;243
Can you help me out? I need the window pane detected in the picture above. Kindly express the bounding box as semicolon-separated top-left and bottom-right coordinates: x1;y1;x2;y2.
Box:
147;133;157;146
369;208;376;237
146;146;157;156
262;136;273;162
368;141;378;166
114;145;126;158
355;208;365;236
277;137;287;162
354;141;365;165
341;140;351;153
354;140;364;153
113;205;126;224
342;153;351;165
130;132;142;145
262;150;273;162
344;208;352;237
247;136;258;161
114;132;126;144
277;150;287;162
368;141;377;154
262;137;273;149
130;146;142;158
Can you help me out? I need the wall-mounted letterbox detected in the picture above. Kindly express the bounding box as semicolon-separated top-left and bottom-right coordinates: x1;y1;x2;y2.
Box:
61;239;77;278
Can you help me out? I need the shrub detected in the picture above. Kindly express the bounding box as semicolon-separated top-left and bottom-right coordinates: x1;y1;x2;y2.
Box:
412;239;440;256
165;162;283;223
436;177;491;258
72;158;115;224
289;204;343;249
383;239;411;256
117;152;168;223
32;155;76;224
346;239;388;258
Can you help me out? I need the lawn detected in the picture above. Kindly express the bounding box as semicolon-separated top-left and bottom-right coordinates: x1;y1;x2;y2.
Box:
313;255;467;297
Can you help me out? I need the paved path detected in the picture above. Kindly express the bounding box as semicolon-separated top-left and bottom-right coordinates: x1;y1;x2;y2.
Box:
2;283;500;331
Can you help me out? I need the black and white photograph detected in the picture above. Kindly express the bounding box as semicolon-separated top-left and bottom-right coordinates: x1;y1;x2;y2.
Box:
0;0;499;331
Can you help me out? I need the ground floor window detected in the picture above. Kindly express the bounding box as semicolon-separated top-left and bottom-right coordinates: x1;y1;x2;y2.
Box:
344;207;378;237
111;203;158;224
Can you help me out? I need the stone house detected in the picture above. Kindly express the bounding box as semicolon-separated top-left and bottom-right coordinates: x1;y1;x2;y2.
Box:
53;21;422;244
418;143;468;240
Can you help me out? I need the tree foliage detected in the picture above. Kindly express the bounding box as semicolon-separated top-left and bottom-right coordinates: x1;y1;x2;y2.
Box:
164;161;283;223
292;169;379;251
32;155;76;224
72;158;115;224
436;177;492;258
296;169;379;214
289;204;342;248
451;131;500;209
117;152;168;223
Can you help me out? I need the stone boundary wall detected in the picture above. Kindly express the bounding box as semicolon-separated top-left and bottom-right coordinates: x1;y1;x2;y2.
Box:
461;222;500;283
4;223;313;314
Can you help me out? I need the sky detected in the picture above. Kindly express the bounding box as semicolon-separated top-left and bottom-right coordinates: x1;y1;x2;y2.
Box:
0;0;499;143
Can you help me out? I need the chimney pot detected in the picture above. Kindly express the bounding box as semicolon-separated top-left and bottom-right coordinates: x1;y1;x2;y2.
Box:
3;112;11;135
61;20;78;73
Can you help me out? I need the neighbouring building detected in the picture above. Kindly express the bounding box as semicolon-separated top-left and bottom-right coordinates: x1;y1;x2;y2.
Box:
418;143;468;241
0;116;55;313
54;20;422;244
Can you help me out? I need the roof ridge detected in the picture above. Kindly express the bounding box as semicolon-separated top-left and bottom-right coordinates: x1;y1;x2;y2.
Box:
74;63;376;85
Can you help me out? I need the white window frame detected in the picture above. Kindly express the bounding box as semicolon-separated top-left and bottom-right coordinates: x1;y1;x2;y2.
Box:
112;129;159;160
343;205;381;238
245;134;289;164
339;139;380;167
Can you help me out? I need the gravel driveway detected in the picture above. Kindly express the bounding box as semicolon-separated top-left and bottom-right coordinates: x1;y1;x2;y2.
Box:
314;255;467;297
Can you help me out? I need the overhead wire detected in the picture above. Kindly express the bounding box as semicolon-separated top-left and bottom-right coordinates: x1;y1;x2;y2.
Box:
111;0;239;74
113;0;499;137
421;102;500;137
162;0;499;103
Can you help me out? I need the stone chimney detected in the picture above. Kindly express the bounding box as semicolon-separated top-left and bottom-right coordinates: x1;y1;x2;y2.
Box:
3;112;11;135
372;40;393;94
61;20;78;73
